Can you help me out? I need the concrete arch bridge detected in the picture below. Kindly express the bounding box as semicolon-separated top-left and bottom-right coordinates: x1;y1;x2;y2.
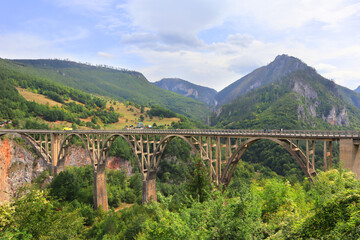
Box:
1;129;359;211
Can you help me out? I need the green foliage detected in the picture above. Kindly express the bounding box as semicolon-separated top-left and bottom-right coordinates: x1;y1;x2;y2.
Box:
24;119;49;129
49;166;94;205
139;189;263;239
85;204;153;239
108;137;136;165
292;190;360;239
0;187;85;239
185;156;213;203
147;105;177;118
0;61;121;127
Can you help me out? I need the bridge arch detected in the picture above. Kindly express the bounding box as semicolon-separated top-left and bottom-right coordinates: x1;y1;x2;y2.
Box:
19;133;51;163
102;134;142;177
56;133;93;172
151;135;215;178
0;132;50;161
152;135;200;168
221;137;316;187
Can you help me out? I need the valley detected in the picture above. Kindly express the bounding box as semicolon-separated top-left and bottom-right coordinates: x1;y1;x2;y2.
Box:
1;54;360;239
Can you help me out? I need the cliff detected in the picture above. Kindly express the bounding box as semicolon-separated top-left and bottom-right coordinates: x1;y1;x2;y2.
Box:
0;137;132;203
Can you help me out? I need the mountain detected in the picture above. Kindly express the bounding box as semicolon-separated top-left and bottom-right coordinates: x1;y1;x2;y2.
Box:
212;66;360;130
216;54;309;106
0;62;192;130
355;86;360;93
153;78;218;106
0;58;211;121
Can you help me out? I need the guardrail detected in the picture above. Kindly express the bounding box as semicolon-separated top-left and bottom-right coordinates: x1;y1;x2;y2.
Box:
1;129;359;139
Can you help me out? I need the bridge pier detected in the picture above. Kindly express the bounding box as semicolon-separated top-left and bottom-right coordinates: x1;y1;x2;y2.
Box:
142;170;157;203
93;163;109;211
340;139;360;178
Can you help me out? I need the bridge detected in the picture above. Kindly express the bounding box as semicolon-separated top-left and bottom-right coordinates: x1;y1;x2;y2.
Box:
1;129;360;210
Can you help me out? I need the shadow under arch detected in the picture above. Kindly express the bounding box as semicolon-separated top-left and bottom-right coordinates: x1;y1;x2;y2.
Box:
102;134;142;177
0;132;50;162
221;137;316;187
57;133;93;171
152;135;210;169
19;133;52;163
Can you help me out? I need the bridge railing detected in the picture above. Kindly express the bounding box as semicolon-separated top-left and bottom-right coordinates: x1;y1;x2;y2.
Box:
1;129;359;139
118;129;360;138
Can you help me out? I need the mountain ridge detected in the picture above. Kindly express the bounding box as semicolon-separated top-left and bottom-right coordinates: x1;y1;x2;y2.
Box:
152;78;218;106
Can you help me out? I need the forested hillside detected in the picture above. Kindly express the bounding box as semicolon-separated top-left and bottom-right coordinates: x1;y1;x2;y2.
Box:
0;58;211;121
0;61;203;130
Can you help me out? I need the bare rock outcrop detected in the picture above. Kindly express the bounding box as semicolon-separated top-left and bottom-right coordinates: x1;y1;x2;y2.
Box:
0;138;133;203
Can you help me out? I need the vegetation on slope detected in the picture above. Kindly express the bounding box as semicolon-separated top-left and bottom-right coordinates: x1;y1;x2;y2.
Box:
0;58;211;121
0;61;208;130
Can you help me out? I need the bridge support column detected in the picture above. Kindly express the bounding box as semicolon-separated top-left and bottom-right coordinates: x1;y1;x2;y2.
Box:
93;163;108;211
51;133;61;175
340;139;360;178
142;170;157;203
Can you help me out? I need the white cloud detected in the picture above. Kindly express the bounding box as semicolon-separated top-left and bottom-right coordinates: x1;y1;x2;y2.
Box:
97;51;116;59
125;0;227;33
50;0;115;12
0;33;70;59
226;0;360;30
2;0;360;91
227;34;254;48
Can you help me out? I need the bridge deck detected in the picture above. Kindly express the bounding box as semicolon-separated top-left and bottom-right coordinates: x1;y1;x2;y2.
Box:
1;129;359;140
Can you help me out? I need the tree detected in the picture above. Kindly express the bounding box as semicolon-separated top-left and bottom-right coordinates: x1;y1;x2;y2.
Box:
139;115;145;122
0;187;85;239
186;155;213;203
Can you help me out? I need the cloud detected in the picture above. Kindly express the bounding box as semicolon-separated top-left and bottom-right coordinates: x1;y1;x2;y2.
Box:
226;0;360;30
50;0;115;12
2;0;360;91
227;34;254;48
125;0;227;33
97;51;116;59
0;33;71;59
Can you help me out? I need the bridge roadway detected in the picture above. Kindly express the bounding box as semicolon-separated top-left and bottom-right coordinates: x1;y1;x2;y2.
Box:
1;128;360;211
2;128;360;139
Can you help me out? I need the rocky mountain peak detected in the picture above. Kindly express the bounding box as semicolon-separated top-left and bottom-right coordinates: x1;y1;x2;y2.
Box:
216;54;311;106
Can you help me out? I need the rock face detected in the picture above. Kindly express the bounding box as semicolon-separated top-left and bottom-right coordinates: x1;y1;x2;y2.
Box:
292;78;350;126
0;138;133;203
153;78;218;106
0;137;47;202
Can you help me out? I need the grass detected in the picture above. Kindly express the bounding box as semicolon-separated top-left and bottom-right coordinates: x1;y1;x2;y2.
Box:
17;87;180;130
16;87;63;107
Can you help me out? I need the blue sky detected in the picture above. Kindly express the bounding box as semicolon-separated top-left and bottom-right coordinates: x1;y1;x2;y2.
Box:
1;0;360;91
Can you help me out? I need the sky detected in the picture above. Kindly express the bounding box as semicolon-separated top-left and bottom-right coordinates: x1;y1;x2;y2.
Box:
1;0;360;91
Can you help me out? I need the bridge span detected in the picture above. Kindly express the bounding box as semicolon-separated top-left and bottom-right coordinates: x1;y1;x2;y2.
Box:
1;128;359;210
